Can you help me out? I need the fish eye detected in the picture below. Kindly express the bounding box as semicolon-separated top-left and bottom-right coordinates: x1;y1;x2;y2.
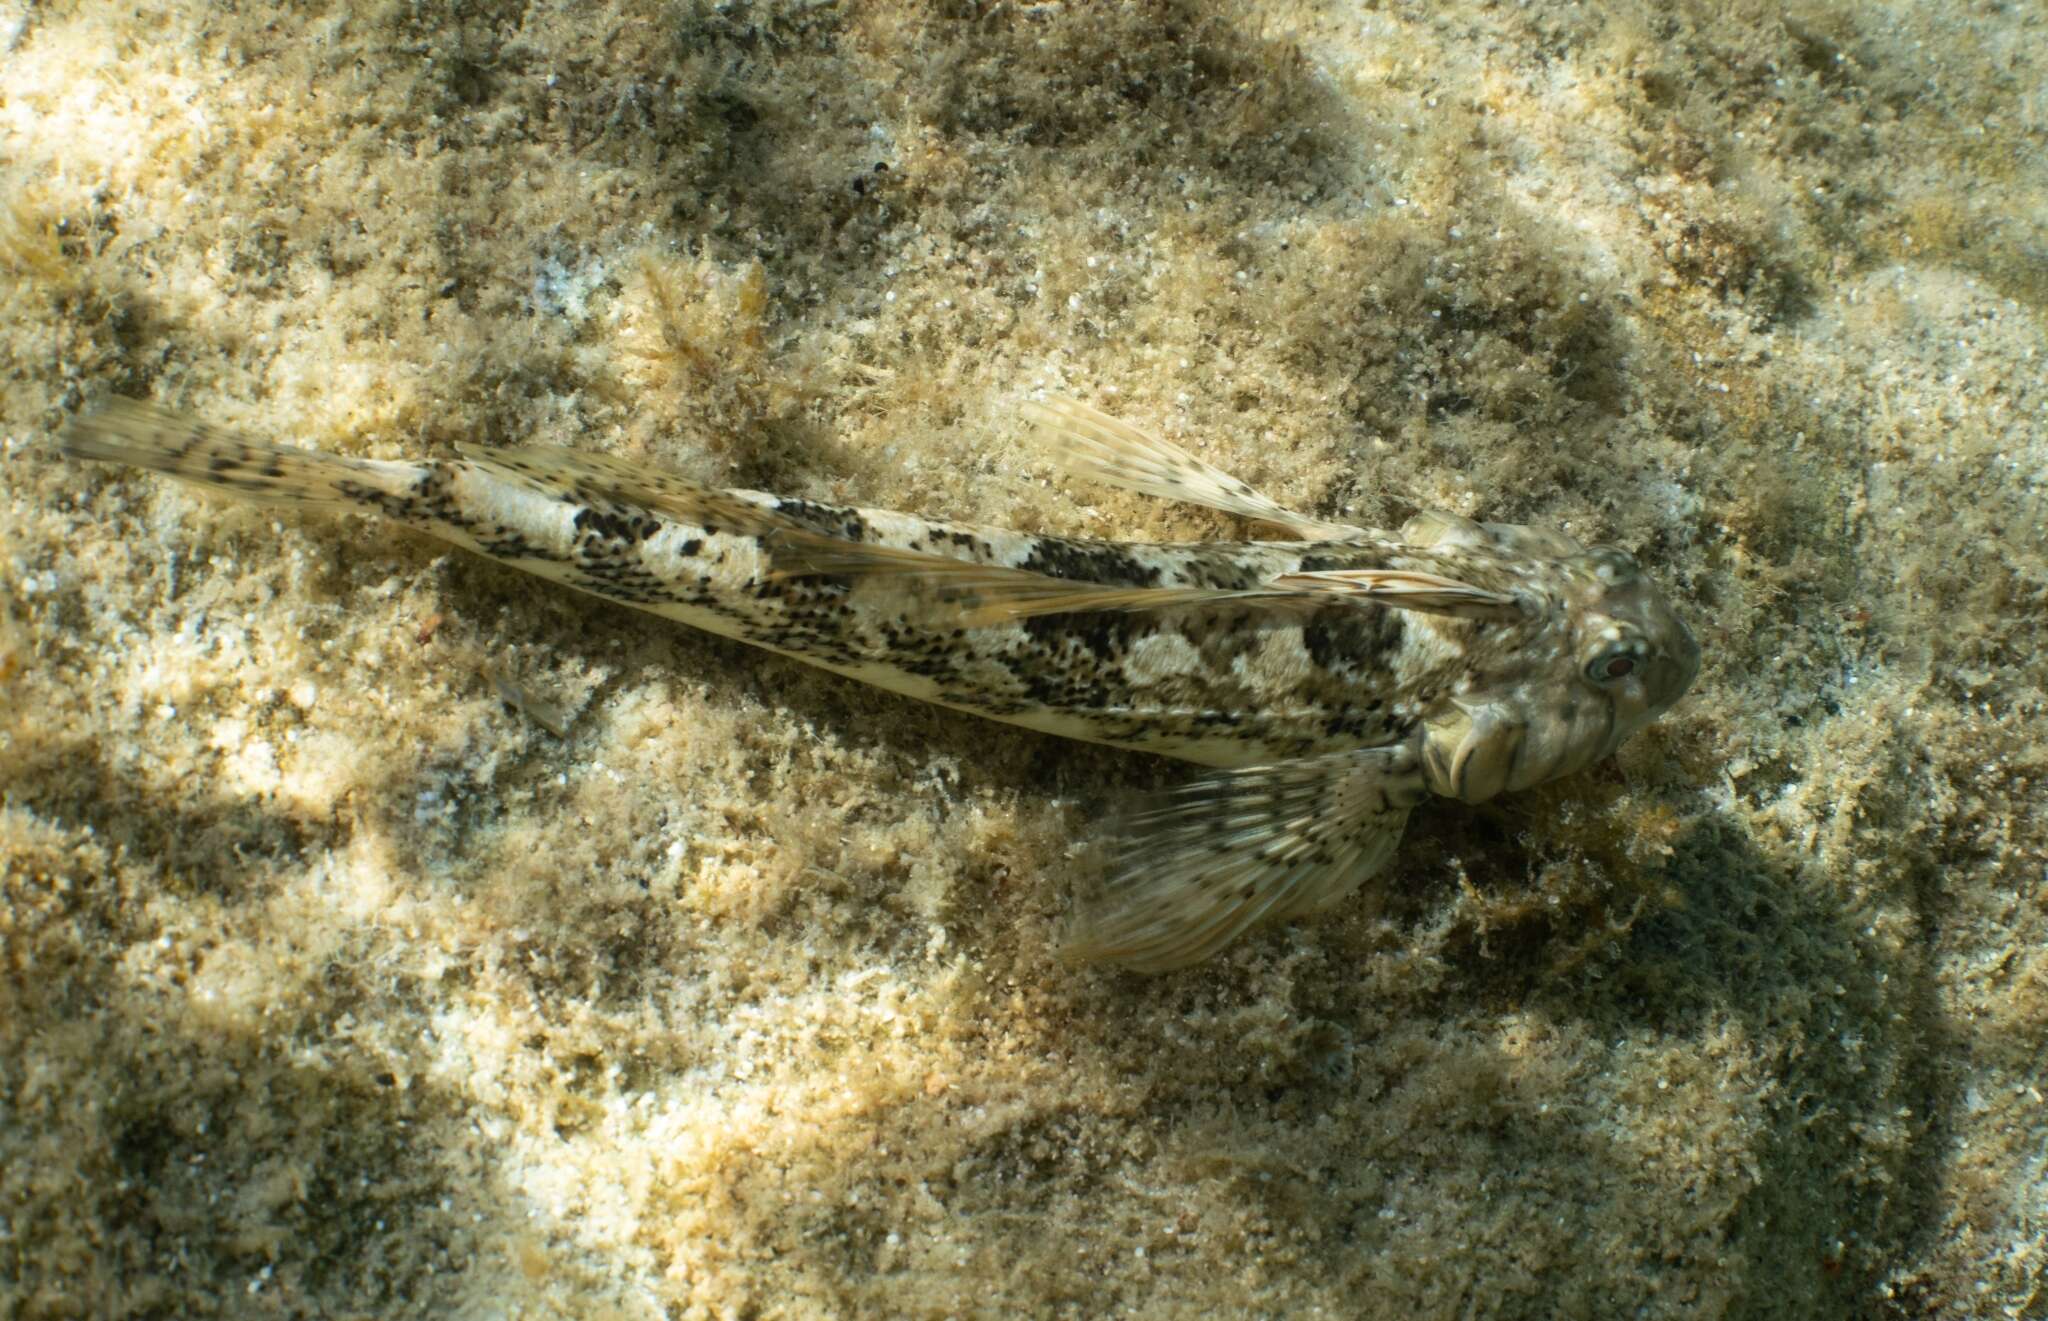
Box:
1586;650;1638;684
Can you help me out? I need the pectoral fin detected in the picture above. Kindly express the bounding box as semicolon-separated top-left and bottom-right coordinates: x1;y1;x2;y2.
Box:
1066;746;1425;972
1020;396;1365;541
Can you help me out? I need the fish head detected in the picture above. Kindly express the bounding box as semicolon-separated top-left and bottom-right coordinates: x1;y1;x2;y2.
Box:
1408;518;1699;804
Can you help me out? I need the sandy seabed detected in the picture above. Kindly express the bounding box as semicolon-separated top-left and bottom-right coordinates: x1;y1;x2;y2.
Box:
3;2;2044;1317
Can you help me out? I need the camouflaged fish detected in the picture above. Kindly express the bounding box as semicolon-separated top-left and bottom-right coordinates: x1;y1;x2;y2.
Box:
58;396;1699;971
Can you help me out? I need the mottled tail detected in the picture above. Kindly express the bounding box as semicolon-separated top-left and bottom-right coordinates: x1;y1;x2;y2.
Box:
58;398;418;511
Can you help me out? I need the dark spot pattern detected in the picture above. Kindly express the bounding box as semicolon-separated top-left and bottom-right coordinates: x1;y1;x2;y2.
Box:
332;462;1547;766
1302;605;1404;676
574;505;663;544
1018;538;1163;587
775;498;871;544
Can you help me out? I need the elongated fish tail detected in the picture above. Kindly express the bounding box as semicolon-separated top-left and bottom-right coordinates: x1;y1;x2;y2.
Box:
59;398;421;512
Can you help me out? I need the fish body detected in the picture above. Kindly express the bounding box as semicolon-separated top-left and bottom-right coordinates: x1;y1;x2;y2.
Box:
59;397;1698;970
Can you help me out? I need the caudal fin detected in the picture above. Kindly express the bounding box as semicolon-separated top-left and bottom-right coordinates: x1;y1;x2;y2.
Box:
59;398;417;511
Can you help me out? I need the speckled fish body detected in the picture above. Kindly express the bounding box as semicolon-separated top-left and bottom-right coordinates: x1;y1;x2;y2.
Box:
385;479;1433;769
59;397;1699;971
387;490;1479;772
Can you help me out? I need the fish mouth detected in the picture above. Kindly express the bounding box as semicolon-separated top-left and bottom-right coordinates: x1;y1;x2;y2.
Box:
1422;705;1524;804
1422;697;1614;803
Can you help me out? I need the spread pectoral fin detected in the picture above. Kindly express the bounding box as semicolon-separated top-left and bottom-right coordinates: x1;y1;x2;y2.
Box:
1066;746;1425;972
1020;396;1365;541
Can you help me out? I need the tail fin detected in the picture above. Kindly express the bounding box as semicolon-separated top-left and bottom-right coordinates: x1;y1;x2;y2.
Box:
59;398;417;511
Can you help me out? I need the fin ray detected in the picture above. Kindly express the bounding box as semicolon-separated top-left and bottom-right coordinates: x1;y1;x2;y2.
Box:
1268;569;1522;619
1020;396;1364;541
1066;746;1424;972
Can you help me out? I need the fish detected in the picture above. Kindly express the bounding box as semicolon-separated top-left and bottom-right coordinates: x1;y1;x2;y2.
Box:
57;395;1700;971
